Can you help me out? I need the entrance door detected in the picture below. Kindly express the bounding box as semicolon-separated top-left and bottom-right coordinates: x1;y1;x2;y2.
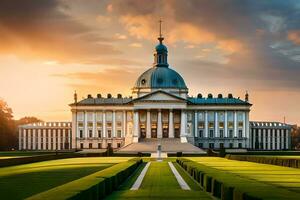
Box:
174;123;180;138
163;123;168;138
140;124;146;138
151;123;157;138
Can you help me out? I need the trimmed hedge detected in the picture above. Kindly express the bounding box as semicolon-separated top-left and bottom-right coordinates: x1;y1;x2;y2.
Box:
27;158;142;200
0;153;81;167
176;158;299;200
226;154;300;168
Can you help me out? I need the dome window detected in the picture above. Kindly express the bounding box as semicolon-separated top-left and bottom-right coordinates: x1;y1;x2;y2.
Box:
141;79;146;85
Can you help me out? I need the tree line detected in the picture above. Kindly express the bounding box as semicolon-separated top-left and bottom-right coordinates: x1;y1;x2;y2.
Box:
0;99;42;151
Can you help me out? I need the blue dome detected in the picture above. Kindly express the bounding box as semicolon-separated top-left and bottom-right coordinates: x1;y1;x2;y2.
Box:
134;66;187;89
155;43;168;52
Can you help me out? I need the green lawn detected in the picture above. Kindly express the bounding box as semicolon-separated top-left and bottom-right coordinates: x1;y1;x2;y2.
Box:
0;151;56;157
189;157;300;195
106;160;212;200
0;157;131;200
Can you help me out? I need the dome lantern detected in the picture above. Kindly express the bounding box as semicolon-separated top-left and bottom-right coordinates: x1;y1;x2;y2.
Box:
153;20;169;67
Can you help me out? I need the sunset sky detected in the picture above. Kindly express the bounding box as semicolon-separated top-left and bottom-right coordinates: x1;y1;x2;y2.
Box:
0;0;300;124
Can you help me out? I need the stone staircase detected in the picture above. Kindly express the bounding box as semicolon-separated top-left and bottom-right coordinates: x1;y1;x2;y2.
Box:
117;138;206;154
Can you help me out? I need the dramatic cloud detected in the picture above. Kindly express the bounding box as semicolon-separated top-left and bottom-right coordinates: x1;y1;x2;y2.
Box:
0;0;119;64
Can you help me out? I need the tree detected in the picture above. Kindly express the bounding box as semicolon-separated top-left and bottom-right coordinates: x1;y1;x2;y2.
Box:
16;116;43;126
0;99;16;150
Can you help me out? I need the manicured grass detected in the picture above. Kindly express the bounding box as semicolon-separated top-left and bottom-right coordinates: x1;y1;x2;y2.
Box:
0;157;131;200
0;151;56;157
106;160;212;200
186;157;300;199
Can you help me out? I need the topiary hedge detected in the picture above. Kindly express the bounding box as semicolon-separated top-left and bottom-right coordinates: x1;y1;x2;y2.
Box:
176;158;299;200
225;154;300;168
27;158;142;200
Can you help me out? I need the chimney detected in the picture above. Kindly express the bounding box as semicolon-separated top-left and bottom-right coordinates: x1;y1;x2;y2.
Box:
245;91;249;102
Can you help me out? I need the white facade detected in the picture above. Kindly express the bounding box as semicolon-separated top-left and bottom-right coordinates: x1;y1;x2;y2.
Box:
18;122;72;150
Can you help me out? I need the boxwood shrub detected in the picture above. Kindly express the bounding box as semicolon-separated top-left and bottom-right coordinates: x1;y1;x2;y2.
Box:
27;158;142;200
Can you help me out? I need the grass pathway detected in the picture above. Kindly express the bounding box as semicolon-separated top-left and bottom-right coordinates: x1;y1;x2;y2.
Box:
105;161;212;200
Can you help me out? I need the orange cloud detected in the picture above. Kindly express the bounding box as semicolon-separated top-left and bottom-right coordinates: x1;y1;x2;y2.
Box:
287;30;300;45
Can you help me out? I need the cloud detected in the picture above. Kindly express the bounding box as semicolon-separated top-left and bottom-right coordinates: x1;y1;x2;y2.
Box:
0;0;119;64
129;43;142;48
287;30;300;45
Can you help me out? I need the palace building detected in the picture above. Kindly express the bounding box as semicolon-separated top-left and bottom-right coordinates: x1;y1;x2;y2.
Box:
18;30;292;152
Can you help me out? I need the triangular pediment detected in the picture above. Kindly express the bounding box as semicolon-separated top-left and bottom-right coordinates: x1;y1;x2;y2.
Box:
132;90;186;102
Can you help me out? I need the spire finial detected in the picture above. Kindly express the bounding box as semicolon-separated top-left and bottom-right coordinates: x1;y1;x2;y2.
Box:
158;19;164;43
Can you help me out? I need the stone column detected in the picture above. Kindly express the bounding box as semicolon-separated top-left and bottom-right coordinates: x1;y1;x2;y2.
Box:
180;110;187;142
62;129;66;149
245;111;250;148
205;111;208;138
224;111;228;138
38;129;41;150
112;110;116;138
133;110;139;143
234;111;237;137
194;111;198;137
42;129;46;150
48;129;51;150
252;129;256;149
28;129;32;150
103;111;106;137
157;110;162;138
93;112;96;138
214;112;218;137
286;130;289;149
267;129;271;150
277;129;280;150
123;110;127;137
243;112;246;138
71;110;77;150
262;129;266;150
18;128;22;150
57;129;61;150
258;129;261;149
53;129;57;150
32;129;36;150
169;110;174;138
272;129;275;150
281;130;284;150
23;129;27;150
84;111;88;138
146;110;151;138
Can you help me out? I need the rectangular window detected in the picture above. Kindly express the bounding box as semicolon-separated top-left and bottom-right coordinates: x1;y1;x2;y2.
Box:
89;143;93;149
229;130;233;138
220;143;224;149
238;122;243;128
98;143;102;149
117;143;121;148
107;122;112;127
219;130;224;138
89;130;93;138
198;122;204;129
209;122;214;129
198;130;203;138
209;130;214;138
80;143;83;149
229;143;233;148
117;130;122;138
98;130;102;138
209;143;214;149
238;130;243;138
107;130;112;138
238;143;242;148
79;130;83;138
198;143;203;148
78;122;83;127
228;122;234;129
96;122;102;127
88;122;93;127
219;122;224;129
